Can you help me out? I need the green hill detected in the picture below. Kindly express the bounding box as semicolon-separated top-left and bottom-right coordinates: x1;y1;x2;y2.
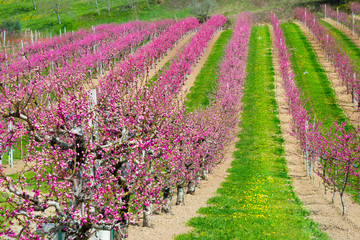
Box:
0;0;343;36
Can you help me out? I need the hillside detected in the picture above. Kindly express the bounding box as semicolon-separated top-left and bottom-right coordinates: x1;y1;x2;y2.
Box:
0;0;332;35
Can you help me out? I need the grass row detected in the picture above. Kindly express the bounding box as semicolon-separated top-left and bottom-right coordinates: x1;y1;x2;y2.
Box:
281;23;349;130
175;25;328;240
184;30;232;112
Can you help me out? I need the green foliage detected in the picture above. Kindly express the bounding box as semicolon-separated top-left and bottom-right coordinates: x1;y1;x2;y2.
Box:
0;0;191;34
189;0;216;23
185;30;232;112
281;23;349;130
176;25;328;240
0;20;21;33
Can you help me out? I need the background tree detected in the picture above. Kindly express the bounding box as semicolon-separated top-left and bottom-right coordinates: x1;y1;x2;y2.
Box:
189;0;216;23
38;0;72;25
32;0;37;10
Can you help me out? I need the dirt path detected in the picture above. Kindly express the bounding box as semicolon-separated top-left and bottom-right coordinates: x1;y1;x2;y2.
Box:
270;25;360;240
2;32;196;176
128;30;231;240
295;21;360;128
145;32;196;81
323;18;360;49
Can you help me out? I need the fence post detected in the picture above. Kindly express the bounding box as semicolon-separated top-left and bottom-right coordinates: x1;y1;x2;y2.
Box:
325;4;327;19
8;121;13;168
305;120;310;177
353;13;356;36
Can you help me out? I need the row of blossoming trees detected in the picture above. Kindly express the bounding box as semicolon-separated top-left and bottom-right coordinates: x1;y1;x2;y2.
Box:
271;11;360;216
0;19;175;94
0;12;252;239
321;4;360;38
294;7;360;110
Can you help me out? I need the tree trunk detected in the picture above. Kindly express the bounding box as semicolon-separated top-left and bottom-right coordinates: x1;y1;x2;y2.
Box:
340;172;349;215
32;0;37;10
161;187;173;214
108;0;111;12
143;203;153;228
202;169;209;180
340;192;346;215
187;180;195;195
113;224;128;240
176;185;185;205
95;0;100;15
54;10;61;25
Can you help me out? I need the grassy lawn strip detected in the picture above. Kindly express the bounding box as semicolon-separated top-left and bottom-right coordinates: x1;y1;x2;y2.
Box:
175;25;328;240
281;23;348;130
185;30;232;112
320;20;360;73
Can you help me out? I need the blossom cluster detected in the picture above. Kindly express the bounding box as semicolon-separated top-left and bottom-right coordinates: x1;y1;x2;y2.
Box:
350;2;360;15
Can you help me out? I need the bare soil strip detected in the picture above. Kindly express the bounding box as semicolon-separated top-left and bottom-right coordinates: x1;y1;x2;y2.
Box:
270;25;360;240
1;33;196;176
128;30;233;240
145;32;196;81
295;21;360;128
322;18;360;49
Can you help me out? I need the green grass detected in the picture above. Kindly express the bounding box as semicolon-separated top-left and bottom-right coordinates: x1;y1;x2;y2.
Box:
185;30;232;112
281;23;349;130
0;0;190;34
175;25;328;240
1;136;28;165
320;20;360;73
0;0;335;36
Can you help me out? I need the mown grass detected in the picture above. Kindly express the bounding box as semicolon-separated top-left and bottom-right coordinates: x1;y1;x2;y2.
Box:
281;23;349;130
175;25;328;240
185;30;232;112
320;20;360;73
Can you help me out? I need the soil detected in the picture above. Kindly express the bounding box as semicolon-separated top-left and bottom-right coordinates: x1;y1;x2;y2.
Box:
145;32;196;81
128;30;235;240
295;21;360;128
269;24;360;240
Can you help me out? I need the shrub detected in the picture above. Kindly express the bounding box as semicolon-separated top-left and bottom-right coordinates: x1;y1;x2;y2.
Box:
189;0;216;23
0;20;21;34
